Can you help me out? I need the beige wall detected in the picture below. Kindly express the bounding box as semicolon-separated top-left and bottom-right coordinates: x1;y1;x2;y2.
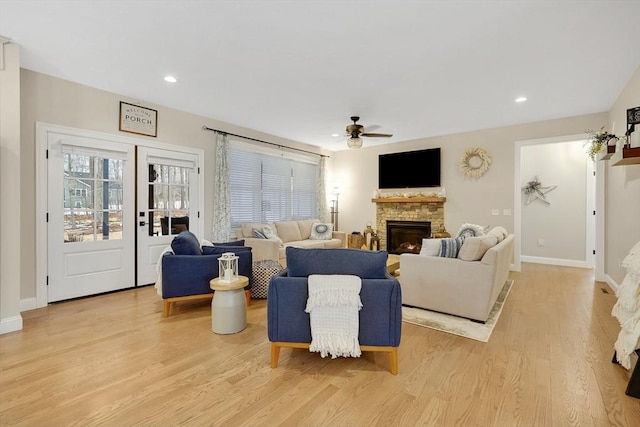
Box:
9;64;640;314
19;70;327;301
606;66;640;284
333;113;607;248
0;42;23;333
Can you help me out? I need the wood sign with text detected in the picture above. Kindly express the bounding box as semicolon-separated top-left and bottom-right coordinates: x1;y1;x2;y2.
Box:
119;102;157;137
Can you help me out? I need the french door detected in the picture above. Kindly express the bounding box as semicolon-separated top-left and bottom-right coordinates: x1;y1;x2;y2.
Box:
41;124;203;303
47;133;135;302
136;147;200;286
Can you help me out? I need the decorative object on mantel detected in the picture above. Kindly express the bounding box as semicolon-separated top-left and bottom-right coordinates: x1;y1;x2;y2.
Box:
522;176;557;205
432;224;451;238
459;147;492;179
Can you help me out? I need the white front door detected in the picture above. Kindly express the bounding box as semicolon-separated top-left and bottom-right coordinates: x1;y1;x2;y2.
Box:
47;133;135;302
136;147;200;286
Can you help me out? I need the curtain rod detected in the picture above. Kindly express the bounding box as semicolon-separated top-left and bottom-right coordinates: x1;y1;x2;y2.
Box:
202;126;329;158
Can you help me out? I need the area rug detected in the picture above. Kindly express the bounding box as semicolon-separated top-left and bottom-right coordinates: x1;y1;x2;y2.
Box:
401;280;514;342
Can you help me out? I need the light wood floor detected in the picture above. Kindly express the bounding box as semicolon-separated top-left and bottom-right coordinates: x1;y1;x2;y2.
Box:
1;263;639;426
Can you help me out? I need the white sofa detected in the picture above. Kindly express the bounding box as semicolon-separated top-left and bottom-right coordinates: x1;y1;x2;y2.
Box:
398;233;514;322
236;219;346;266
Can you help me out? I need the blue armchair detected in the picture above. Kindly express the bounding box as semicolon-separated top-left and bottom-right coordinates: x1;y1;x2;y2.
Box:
161;231;253;317
268;247;402;374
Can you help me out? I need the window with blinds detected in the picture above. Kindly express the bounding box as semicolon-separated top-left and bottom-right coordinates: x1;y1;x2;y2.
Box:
228;144;318;230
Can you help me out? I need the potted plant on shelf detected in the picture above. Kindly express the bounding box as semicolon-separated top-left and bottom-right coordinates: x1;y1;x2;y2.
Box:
585;127;619;160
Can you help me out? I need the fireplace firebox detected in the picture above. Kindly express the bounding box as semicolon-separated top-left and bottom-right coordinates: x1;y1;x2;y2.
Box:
386;220;431;254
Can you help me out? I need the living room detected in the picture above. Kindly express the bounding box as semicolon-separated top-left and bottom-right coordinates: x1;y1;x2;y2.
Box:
1;1;640;424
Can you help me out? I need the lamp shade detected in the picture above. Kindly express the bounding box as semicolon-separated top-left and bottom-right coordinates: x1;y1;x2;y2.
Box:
347;137;363;149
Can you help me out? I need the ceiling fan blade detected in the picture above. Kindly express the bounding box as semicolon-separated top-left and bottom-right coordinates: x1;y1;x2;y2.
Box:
363;124;381;132
361;132;393;138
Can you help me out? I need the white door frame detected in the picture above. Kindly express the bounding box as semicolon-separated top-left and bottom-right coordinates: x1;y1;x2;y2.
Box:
35;122;204;308
513;133;603;275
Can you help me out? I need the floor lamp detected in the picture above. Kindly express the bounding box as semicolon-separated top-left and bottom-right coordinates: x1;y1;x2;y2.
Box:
330;193;339;231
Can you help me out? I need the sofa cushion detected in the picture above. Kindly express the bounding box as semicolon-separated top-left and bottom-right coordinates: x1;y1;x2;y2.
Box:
419;238;442;256
275;221;302;243
439;237;464;258
297;219;318;240
171;230;202;255
310;223;333;240
458;234;498;261
285;240;327;249
202;245;251;255
455;223;490;239
487;226;508;243
286;247;388;279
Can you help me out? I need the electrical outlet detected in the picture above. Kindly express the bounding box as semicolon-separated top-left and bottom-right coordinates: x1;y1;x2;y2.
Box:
537;239;544;247
491;209;499;216
503;209;512;216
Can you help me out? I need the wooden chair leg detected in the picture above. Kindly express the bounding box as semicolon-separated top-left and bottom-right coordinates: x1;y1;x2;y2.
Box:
388;347;398;375
163;301;171;318
271;342;280;368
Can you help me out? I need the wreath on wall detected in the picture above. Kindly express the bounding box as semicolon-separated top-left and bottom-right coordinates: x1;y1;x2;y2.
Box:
459;147;492;179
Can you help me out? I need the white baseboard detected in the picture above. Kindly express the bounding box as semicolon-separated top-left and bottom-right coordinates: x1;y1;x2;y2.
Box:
20;297;38;313
604;274;620;293
521;255;592;269
0;315;23;334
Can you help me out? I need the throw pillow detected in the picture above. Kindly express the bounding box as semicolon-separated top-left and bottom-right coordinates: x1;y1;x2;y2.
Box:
170;230;202;255
439;237;464;258
419;238;442;256
310;223;333;240
455;223;490;239
253;228;267;239
458;234;498;261
202;245;251;256
263;225;284;246
487;226;508;243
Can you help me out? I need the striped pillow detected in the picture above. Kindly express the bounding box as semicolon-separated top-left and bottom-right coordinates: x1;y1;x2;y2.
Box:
253;228;267;239
439;237;464;258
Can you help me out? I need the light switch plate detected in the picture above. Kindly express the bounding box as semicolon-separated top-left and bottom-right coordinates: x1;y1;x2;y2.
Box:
503;209;512;216
491;209;499;216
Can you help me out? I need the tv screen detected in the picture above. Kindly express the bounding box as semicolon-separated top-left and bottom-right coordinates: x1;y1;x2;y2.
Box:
378;148;441;189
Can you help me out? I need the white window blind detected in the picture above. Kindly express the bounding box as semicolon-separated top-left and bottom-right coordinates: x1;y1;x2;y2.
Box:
228;143;318;229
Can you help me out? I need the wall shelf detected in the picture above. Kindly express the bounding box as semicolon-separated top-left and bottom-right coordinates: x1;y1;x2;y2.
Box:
612;145;640;166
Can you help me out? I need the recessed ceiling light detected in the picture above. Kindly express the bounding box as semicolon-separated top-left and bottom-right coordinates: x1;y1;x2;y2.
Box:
164;76;177;83
331;133;340;137
515;97;527;103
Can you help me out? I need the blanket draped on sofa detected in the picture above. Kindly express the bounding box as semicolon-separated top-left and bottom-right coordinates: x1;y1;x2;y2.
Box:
305;274;363;359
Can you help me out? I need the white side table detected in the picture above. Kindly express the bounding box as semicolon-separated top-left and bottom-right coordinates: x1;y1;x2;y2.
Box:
209;275;249;334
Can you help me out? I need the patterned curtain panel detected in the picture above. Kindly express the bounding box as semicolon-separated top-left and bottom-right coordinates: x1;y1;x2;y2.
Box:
316;156;329;223
211;132;231;242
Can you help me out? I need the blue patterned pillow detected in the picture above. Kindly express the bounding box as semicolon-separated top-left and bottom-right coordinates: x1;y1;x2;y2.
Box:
253;228;267;239
439;237;464;258
310;223;333;240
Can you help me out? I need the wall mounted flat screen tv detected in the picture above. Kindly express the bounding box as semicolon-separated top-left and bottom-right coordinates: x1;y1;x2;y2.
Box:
378;147;441;189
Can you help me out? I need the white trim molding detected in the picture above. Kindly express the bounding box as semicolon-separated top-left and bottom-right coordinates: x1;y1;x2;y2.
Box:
0;315;23;335
520;256;592;269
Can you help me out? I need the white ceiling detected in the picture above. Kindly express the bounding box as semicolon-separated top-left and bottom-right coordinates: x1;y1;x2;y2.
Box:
1;1;639;151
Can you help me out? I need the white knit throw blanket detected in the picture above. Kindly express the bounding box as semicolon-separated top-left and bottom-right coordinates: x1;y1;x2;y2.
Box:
305;274;363;359
612;240;640;369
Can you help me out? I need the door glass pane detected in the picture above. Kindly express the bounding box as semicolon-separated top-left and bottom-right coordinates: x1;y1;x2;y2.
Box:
64;154;124;243
147;163;192;236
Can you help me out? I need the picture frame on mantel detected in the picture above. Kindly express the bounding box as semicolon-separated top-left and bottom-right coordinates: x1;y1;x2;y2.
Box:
119;101;157;137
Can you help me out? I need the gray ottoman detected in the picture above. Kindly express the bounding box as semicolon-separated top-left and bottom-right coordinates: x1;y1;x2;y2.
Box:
251;260;283;299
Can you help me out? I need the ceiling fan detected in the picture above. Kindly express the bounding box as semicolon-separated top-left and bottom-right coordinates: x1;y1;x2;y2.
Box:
344;116;393;148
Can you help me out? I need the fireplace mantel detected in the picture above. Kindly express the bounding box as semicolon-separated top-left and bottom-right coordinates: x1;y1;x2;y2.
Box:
371;197;446;204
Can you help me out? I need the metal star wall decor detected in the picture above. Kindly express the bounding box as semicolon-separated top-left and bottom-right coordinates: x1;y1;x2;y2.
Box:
522;176;557;205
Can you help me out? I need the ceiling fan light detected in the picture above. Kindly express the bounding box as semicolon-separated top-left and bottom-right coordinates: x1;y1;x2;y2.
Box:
347;137;363;149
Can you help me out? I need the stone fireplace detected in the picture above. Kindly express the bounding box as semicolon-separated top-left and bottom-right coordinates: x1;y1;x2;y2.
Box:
386;220;431;254
372;196;445;251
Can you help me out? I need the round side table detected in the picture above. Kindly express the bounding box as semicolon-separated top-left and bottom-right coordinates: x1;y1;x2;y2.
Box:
209;275;249;334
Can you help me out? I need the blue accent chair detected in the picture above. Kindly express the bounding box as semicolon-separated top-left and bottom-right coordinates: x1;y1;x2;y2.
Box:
161;231;253;317
268;247;402;374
